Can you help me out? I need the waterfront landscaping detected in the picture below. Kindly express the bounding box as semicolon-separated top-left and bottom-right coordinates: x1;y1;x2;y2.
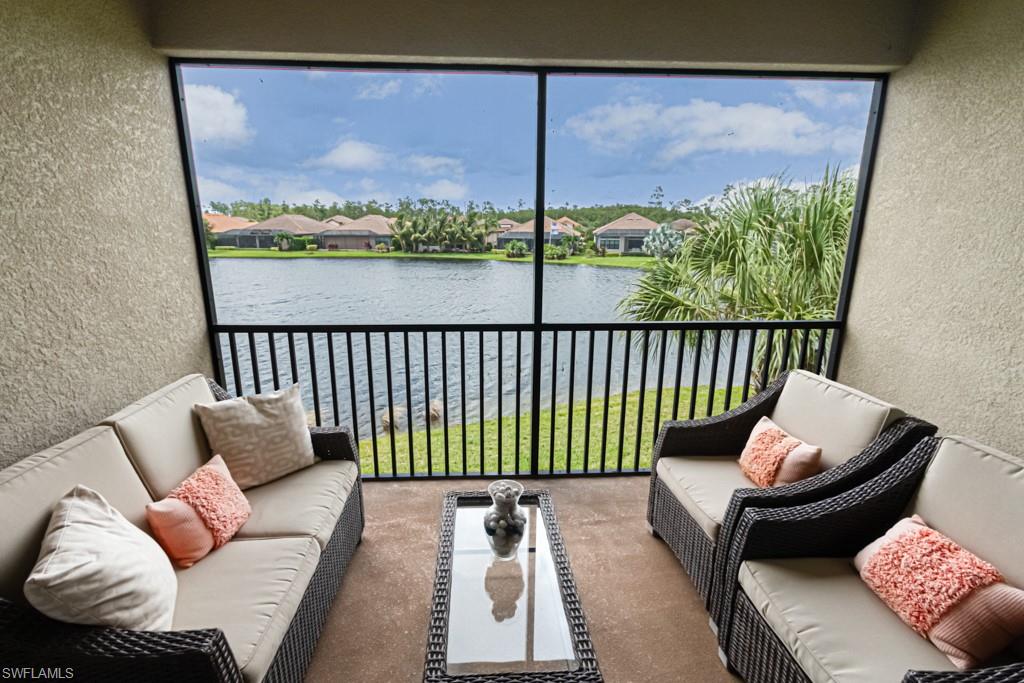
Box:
353;383;742;476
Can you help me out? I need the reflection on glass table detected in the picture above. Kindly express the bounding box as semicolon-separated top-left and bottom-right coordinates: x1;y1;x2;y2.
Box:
446;504;577;676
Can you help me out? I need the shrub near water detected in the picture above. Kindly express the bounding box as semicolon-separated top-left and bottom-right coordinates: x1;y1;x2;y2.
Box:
642;223;684;259
543;244;568;260
504;240;528;258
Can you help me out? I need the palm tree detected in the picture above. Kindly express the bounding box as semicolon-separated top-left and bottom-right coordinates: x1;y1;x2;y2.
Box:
391;215;417;252
619;167;855;383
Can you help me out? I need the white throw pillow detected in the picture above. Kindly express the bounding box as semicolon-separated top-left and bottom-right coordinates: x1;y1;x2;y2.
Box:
193;384;316;489
24;485;177;631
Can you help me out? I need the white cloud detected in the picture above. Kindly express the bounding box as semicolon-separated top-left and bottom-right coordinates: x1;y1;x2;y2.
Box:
356;178;380;193
406;154;464;176
565;97;863;163
305;71;329;81
356;79;402;100
412;75;443;97
340;177;393;203
272;179;345;205
201;163;263;185
791;82;864;108
308;138;390;171
417;179;468;200
197;176;245;204
184;84;254;145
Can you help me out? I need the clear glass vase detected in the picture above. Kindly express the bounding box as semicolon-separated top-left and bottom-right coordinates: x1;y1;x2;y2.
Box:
483;480;526;559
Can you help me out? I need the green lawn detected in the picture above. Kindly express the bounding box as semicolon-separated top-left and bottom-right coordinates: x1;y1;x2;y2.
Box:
207;248;652;269
354;383;746;477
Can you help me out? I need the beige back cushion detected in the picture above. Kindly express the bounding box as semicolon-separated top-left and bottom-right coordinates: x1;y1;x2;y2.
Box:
0;427;153;603
770;370;905;469
102;374;215;499
911;436;1024;588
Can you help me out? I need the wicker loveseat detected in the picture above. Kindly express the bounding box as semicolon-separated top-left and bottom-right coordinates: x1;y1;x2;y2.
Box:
646;369;937;626
717;435;1024;683
0;374;363;682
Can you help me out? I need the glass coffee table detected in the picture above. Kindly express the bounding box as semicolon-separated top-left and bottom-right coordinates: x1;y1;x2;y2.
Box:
424;490;602;682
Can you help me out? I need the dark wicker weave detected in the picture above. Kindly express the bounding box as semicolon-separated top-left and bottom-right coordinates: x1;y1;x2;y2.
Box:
0;603;242;683
263;482;363;683
647;373;789;602
647;370;937;620
902;664;1024;682
0;383;365;683
649;477;718;598
424;490;602;683
728;590;809;683
710;413;936;625
717;436;1024;683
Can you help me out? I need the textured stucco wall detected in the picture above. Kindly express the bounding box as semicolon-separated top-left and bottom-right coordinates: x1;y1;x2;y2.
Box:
0;1;212;467
149;0;916;71
839;0;1024;452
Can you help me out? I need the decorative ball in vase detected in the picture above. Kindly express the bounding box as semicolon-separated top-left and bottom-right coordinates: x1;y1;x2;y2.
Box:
483;480;526;559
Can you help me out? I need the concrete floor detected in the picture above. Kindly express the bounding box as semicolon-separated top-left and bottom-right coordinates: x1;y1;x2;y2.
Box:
307;476;736;683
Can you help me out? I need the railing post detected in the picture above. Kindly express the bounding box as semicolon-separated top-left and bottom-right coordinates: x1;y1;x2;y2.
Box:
528;72;547;477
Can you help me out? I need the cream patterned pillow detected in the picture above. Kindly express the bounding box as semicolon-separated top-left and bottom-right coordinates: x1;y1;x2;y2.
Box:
24;485;177;631
194;384;315;489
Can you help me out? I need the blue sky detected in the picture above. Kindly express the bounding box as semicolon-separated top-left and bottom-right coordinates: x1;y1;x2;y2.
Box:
182;66;874;210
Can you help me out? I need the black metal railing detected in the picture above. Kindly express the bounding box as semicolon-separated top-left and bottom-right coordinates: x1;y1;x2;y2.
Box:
212;320;841;479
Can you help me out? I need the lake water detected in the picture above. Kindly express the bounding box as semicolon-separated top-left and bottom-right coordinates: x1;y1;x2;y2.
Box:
211;257;635;325
210;258;754;439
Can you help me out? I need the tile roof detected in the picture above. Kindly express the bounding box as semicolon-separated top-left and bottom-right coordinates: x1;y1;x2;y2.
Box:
202;212;257;233
248;214;333;234
503;216;580;237
320;214;394;236
593;212;659;235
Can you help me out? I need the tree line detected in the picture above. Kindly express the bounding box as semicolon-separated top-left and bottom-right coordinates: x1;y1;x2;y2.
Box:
206;195;709;231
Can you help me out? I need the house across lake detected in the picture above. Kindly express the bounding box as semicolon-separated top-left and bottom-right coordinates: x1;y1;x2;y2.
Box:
494;216;581;251
205;210;698;253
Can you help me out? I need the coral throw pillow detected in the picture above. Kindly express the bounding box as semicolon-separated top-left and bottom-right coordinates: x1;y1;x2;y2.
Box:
855;515;1024;669
738;416;822;487
146;455;250;567
193;384;315;489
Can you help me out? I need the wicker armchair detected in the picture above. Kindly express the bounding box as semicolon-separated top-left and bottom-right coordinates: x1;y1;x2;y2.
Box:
718;436;1024;683
646;369;937;624
0;376;364;683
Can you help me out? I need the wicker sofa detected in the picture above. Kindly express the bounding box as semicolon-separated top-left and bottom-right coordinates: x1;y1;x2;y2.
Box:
0;374;363;682
646;369;937;626
717;435;1024;683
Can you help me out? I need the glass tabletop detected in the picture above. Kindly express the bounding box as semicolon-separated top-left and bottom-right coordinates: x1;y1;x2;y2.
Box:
445;501;578;676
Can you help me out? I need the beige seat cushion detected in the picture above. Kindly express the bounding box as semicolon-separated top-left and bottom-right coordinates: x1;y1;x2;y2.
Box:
910;436;1024;588
0;427;153;604
102;374;216;499
172;536;320;683
237;460;359;549
771;370;905;469
656;456;749;541
739;558;955;683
